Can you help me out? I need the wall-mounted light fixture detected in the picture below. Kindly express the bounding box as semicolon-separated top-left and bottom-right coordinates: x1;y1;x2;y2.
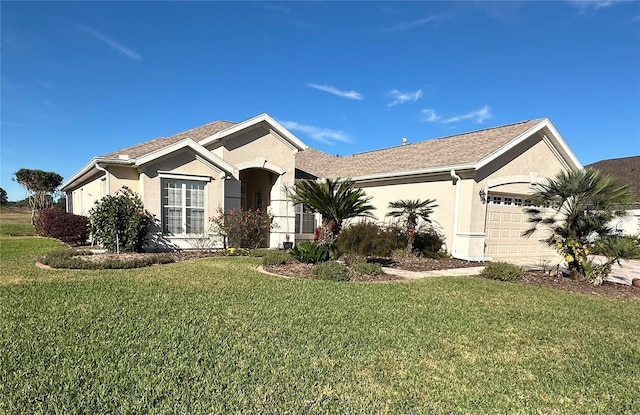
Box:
479;188;487;204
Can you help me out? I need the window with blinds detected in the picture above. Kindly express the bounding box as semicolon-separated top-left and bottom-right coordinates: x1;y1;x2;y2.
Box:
162;180;205;234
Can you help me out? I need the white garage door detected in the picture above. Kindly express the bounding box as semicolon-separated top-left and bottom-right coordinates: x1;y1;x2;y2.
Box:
485;194;556;259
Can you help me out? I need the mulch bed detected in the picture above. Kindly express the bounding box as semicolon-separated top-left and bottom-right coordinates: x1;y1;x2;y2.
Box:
267;255;639;300
70;248;639;299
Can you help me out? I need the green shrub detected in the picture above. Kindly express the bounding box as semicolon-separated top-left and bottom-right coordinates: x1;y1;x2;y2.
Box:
480;262;524;282
89;187;155;253
413;226;446;256
41;249;174;270
262;251;293;266
312;261;350;282
290;240;330;263
337;221;405;257
338;253;366;266
352;262;383;276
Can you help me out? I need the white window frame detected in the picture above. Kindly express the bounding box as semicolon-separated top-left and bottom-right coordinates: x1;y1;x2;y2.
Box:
160;174;210;236
295;204;316;234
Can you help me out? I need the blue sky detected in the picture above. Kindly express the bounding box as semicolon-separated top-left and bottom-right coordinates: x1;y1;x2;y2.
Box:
1;1;639;201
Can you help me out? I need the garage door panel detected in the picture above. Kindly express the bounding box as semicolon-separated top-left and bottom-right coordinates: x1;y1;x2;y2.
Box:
485;194;556;259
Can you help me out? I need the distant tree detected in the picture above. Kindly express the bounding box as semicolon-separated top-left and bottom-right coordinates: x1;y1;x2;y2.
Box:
387;199;438;253
0;187;7;206
13;169;63;225
54;196;67;211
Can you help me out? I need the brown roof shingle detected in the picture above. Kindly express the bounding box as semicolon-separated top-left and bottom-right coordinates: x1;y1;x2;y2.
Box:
296;119;544;179
102;120;236;159
586;156;640;200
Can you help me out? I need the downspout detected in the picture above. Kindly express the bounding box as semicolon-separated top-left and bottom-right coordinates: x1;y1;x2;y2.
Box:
94;162;110;196
450;169;461;258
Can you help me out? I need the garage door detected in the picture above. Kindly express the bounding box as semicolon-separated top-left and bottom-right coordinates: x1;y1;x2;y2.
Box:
485;194;556;259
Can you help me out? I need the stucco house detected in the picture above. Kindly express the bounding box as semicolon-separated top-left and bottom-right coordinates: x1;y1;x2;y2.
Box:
586;156;640;237
62;113;582;260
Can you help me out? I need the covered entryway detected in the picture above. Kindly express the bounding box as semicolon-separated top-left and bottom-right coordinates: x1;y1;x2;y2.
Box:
484;193;556;259
238;167;279;248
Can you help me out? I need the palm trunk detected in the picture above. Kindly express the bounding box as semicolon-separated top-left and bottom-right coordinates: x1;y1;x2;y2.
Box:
406;216;417;253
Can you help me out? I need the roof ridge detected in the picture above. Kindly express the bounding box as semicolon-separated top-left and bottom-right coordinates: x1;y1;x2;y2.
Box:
169;119;236;139
347;118;544;158
104;136;167;157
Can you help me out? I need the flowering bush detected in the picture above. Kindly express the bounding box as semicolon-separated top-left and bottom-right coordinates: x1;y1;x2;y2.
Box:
89;187;155;253
210;207;275;249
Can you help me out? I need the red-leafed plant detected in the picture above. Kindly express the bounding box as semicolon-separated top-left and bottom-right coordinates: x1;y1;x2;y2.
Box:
210;207;275;249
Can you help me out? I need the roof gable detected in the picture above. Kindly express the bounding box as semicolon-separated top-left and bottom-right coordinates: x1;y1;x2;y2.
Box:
198;113;307;152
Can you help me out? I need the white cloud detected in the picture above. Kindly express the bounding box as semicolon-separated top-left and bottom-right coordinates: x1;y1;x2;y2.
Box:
308;83;364;100
569;0;619;10
443;106;492;124
279;120;351;146
381;14;450;32
421;109;440;122
78;25;141;61
387;89;423;107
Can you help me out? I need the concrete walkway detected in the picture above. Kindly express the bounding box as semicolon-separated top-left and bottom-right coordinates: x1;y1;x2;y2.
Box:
382;266;486;280
382;258;639;285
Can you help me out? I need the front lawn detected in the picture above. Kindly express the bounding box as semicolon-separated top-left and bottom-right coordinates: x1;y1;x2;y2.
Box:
1;227;639;413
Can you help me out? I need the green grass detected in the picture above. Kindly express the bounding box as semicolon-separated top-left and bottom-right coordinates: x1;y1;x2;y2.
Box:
0;208;37;236
1;211;639;414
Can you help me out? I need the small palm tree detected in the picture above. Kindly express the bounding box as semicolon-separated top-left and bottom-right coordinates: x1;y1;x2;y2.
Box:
387;199;438;253
286;178;375;250
588;235;640;285
524;168;635;275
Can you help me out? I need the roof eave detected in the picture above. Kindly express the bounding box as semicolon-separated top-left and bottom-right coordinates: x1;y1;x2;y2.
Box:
350;163;477;183
61;157;134;191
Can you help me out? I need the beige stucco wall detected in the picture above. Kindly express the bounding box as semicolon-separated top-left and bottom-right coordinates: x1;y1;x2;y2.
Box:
356;173;458;253
207;126;298;248
108;166;140;194
141;151;223;221
69;172;107;216
472;135;570;235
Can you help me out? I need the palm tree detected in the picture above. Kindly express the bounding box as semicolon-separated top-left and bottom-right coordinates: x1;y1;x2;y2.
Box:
387;199;438;253
286;178;374;249
524;168;635;275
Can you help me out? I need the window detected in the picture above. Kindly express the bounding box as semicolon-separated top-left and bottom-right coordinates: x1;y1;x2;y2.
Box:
514;198;523;207
490;196;502;205
504;197;513;206
295;204;316;234
162;180;205;234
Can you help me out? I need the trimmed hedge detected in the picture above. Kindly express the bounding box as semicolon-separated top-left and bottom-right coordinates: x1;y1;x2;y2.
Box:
262;251;294;266
480;262;524;282
41;250;175;270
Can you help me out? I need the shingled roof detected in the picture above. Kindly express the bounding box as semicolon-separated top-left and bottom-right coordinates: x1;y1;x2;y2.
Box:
102;120;236;159
296;118;544;179
586;156;640;200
